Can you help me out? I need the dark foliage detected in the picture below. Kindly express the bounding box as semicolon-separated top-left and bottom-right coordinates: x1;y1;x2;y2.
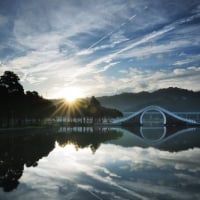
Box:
0;71;55;127
51;96;123;125
0;71;122;127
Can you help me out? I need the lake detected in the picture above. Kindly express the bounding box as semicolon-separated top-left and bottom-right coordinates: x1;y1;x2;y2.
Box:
0;126;200;200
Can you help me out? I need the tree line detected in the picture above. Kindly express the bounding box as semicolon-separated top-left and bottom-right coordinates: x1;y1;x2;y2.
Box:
0;71;122;128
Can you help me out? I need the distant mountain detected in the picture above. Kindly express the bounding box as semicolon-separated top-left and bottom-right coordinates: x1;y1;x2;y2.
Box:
97;87;200;112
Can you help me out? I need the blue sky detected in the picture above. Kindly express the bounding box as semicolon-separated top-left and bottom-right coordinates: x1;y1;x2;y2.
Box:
0;0;200;99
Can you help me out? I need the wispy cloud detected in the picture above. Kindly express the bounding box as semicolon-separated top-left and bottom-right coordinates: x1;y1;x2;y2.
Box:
82;66;200;96
0;0;200;97
83;9;200;67
0;15;8;25
173;55;200;66
117;40;191;59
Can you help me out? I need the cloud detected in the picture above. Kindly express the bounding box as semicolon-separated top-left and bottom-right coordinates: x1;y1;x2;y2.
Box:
111;23;175;59
109;30;129;45
1;1;134;89
0;0;200;97
118;69;128;74
77;30;130;56
137;66;200;91
173;55;200;66
0;15;8;26
62;65;200;98
80;10;198;70
86;66;200;96
77;43;114;56
76;23;175;75
118;40;190;59
94;62;119;73
13;0;131;45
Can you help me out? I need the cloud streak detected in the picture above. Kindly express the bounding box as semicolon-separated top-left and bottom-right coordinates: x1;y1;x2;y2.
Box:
0;0;200;98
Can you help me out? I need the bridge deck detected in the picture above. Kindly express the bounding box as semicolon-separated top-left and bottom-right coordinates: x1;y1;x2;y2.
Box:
112;105;200;126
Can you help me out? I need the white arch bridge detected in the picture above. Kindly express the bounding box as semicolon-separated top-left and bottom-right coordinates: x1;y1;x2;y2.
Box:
112;105;199;126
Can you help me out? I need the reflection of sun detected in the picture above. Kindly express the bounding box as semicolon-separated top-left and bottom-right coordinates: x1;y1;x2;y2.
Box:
59;87;84;103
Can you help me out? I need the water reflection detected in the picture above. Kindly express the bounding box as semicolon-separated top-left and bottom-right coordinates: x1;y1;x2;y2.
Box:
140;127;166;141
0;127;122;192
0;126;200;199
57;127;122;153
116;126;200;151
0;129;56;192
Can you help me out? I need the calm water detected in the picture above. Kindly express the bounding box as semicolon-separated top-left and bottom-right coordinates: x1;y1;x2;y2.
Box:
0;126;200;200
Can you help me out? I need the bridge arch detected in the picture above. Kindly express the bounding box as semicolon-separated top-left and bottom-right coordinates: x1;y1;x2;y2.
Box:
139;106;167;126
112;105;199;126
140;126;166;143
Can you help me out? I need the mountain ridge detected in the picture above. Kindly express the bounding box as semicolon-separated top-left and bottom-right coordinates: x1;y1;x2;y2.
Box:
96;87;200;112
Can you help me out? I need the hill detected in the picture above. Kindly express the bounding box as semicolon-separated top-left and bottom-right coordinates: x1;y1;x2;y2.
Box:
97;87;200;112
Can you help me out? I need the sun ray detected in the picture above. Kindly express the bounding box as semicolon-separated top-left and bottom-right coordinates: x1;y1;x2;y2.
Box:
50;99;68;118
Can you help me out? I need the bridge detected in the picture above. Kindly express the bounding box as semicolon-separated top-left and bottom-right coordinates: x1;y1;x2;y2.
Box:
112;105;199;126
112;127;197;146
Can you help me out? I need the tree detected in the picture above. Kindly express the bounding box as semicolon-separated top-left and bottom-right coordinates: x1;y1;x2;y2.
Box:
0;71;25;127
0;71;24;95
0;71;56;127
24;91;56;122
90;96;101;107
88;96;101;124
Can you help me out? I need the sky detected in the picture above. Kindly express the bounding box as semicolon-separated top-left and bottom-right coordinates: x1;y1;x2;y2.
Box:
0;0;200;99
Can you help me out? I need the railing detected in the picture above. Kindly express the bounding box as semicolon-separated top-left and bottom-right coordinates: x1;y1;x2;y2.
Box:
123;112;200;122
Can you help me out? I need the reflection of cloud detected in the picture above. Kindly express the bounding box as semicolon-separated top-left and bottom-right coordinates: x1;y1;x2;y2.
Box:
11;143;199;200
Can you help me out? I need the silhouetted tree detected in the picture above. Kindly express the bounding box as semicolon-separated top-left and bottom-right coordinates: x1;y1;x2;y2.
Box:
90;96;101;107
88;96;101;124
0;71;55;127
0;71;24;95
0;71;25;127
24;91;55;123
86;96;123;125
0;71;122;127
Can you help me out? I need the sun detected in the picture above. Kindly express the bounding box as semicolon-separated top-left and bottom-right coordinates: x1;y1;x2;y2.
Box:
59;87;85;103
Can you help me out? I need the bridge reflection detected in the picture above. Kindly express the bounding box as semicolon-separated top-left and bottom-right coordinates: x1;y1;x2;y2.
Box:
117;126;197;145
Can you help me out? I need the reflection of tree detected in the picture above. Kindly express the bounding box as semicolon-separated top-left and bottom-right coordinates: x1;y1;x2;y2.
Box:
56;128;123;153
0;127;123;192
0;129;56;192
